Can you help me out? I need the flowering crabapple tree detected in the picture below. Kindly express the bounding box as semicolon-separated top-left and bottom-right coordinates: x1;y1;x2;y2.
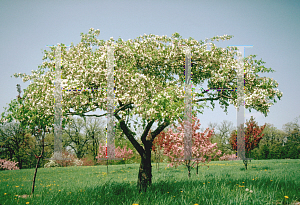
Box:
153;116;222;178
219;153;241;161
115;145;134;166
96;143;133;168
12;28;282;192
229;116;266;160
0;84;54;195
0;159;19;170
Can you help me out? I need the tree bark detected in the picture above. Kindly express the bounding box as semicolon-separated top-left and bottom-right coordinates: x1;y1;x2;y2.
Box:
137;151;152;193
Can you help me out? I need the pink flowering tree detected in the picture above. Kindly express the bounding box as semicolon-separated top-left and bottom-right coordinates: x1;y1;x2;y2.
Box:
96;142;134;167
115;145;134;167
153;116;222;178
0;159;19;171
219;153;241;161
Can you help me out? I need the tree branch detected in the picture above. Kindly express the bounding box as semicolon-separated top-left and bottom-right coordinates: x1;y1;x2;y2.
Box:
195;96;220;102
141;120;155;144
65;101;134;118
151;120;171;141
114;112;145;157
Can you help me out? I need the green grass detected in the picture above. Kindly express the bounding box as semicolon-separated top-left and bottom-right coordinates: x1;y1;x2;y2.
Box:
0;159;299;204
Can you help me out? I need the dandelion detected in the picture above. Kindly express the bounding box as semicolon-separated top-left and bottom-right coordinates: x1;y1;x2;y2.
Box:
194;204;199;205
26;202;29;204
59;190;61;192
15;186;19;187
4;193;7;195
284;196;289;199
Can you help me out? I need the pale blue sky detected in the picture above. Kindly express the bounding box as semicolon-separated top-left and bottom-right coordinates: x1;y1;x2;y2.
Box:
1;0;299;135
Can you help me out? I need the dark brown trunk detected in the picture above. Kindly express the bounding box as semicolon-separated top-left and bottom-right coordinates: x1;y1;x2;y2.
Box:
18;158;22;169
243;159;248;170
185;160;191;179
137;141;152;193
137;155;152;193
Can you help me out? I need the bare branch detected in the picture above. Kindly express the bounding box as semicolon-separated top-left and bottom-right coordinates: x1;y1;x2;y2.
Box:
141;120;155;144
195;96;220;102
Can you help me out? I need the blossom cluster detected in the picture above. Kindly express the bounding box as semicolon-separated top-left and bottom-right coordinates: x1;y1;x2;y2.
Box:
219;153;241;161
0;159;19;170
96;143;134;160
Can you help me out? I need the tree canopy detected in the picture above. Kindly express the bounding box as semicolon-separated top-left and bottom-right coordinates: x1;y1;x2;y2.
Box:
10;28;282;134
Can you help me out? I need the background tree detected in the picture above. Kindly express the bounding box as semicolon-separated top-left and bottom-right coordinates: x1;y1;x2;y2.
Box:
12;28;283;192
229;116;266;159
282;117;300;159
83;116;106;163
154;116;222;178
0;121;34;169
62;116;90;159
209;120;235;159
251;123;287;160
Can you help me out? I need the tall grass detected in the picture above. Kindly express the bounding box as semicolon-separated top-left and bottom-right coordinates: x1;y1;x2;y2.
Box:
0;159;299;204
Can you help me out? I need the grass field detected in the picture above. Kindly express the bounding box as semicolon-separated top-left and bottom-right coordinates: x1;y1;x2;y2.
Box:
0;159;299;205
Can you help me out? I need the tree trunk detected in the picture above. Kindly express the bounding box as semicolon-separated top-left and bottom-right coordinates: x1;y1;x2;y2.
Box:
137;155;152;193
31;149;43;195
185;160;191;179
158;153;160;171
